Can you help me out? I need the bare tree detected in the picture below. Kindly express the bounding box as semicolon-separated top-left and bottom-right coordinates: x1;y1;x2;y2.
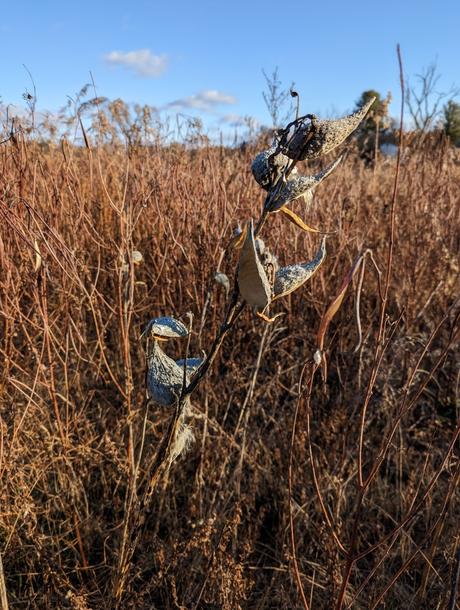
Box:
406;62;459;132
262;67;295;129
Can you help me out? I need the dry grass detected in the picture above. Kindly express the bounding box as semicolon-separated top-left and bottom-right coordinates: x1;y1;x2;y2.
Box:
0;124;459;609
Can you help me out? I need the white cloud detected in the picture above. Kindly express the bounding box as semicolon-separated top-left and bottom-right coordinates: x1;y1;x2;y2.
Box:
167;90;237;112
221;114;259;129
104;49;168;77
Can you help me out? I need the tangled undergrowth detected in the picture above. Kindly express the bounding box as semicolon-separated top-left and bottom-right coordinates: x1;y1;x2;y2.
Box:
0;109;459;609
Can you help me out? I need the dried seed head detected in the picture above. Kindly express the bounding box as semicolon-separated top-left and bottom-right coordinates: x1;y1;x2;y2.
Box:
142;316;189;339
251;146;297;190
237;220;272;309
273;237;327;299
283;98;375;161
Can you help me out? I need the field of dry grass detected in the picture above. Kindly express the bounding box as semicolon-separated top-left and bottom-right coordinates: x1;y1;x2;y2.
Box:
0;123;459;608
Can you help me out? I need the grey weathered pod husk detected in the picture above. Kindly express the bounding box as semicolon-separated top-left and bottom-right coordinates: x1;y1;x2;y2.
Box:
175;358;204;374
144;316;199;407
283;98;375;161
251;146;297;190
214;271;230;295
273;237;327;299
146;340;187;406
237;220;272;309
143;316;189;339
267;156;342;212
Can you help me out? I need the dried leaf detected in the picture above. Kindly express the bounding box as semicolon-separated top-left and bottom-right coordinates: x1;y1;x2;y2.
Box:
316;253;365;353
131;250;143;265
34;239;42;272
279;207;321;233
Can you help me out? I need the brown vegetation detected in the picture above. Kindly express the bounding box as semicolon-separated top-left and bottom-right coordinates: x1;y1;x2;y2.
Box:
0;124;459;608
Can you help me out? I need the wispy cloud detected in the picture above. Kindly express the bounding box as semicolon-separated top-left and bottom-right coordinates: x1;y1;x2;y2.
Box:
167;90;237;112
104;49;168;77
221;114;259;129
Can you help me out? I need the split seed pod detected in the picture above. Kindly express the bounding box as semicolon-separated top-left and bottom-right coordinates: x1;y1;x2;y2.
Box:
144;316;201;407
237;221;327;318
237;220;272;310
283;98;375;161
267;156;343;212
251;146;297;190
143;316;189;340
273;237;326;299
175;358;204;374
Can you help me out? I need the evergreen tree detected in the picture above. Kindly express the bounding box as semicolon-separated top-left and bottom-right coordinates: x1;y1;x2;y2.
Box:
354;90;392;164
443;100;460;146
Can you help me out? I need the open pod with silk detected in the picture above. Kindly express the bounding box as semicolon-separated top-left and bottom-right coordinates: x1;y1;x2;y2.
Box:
237;220;326;321
250;97;374;234
142;317;203;407
279;97;376;161
252;145;342;234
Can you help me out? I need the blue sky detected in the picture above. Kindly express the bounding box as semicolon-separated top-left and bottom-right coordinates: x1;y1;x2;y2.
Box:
1;0;459;134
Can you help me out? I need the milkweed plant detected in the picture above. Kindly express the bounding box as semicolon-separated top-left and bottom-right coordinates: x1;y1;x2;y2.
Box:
144;97;375;466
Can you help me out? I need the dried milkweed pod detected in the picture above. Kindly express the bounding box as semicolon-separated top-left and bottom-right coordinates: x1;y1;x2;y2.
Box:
267;156;343;212
237;221;326;321
251;146;297;190
273;237;327;299
282;97;375;161
131;250;143;265
237;220;272;311
175;358;204;374
143;316;200;407
142;316;189;340
214;271;230;295
146;340;187;406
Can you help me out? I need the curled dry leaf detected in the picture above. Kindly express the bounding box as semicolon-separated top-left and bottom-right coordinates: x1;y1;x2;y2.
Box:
283;98;375;161
316;252;365;355
34;239;42;272
279;207;321;233
229;225;245;250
